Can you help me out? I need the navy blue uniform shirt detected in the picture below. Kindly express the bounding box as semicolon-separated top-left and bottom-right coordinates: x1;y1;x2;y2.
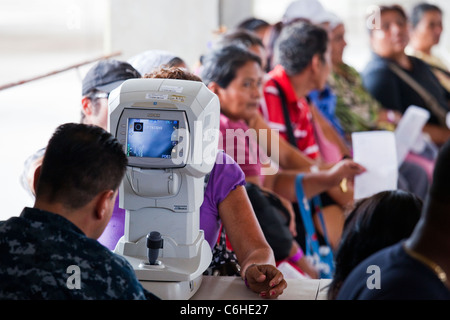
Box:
337;242;450;300
0;207;159;300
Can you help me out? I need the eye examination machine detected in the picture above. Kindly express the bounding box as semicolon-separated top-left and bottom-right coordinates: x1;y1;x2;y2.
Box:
108;78;220;299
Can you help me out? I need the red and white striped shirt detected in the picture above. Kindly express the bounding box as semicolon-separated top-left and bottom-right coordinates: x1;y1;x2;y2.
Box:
261;65;320;160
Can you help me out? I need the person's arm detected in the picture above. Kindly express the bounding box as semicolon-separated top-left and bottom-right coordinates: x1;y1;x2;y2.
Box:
422;123;450;147
265;159;366;203
247;112;322;171
218;185;287;298
251;175;297;237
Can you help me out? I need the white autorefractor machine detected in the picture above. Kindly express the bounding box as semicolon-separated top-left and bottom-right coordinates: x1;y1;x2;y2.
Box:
108;78;219;299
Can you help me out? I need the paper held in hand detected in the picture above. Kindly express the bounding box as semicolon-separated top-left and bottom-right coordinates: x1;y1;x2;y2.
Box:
394;105;430;166
352;131;398;200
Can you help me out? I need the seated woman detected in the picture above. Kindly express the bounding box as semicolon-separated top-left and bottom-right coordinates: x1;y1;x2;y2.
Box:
362;4;450;147
144;66;319;279
207;27;364;253
200;44;365;255
115;68;289;298
323;11;431;198
406;3;450;93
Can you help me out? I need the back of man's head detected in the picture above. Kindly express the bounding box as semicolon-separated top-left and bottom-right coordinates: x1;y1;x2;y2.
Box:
35;123;127;209
274;20;328;76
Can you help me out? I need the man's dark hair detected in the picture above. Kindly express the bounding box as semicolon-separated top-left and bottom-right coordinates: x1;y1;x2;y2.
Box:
201;44;262;88
274;20;328;76
35;123;127;209
410;2;442;29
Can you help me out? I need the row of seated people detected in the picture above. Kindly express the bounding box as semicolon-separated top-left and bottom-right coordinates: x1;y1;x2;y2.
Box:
2;0;449;300
13;56;360;299
8;58;450;300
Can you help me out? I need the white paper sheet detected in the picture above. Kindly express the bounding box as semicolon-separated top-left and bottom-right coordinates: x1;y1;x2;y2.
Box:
395;105;430;166
352;131;398;200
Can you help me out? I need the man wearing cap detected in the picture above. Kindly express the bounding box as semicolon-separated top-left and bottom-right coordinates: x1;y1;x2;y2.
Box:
21;59;141;223
80;59;141;130
77;60;142;249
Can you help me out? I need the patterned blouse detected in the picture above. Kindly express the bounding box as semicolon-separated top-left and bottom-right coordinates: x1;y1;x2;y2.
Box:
328;63;394;143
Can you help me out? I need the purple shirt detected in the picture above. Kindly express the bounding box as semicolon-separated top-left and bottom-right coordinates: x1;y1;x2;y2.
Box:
200;151;246;247
98;151;246;250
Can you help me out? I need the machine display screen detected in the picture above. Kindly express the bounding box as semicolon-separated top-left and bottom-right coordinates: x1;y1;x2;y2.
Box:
127;118;179;159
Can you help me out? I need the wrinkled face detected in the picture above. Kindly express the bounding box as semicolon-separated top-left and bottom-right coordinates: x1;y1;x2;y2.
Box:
412;10;443;48
370;10;409;57
215;60;263;122
330;24;347;66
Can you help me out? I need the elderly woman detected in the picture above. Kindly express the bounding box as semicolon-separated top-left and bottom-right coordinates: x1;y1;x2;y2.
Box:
200;42;366;255
406;3;450;93
361;4;450;147
325;11;431;199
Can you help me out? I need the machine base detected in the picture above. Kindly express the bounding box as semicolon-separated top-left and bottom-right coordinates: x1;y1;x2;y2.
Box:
139;275;203;300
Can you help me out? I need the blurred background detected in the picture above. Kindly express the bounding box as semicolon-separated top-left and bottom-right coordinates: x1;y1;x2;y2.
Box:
1;0;449;221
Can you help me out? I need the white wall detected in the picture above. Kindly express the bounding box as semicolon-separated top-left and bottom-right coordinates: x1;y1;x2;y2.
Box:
105;0;221;68
0;0;106;220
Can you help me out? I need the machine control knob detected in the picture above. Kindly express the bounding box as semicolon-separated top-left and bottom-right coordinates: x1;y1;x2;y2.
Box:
146;231;163;265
